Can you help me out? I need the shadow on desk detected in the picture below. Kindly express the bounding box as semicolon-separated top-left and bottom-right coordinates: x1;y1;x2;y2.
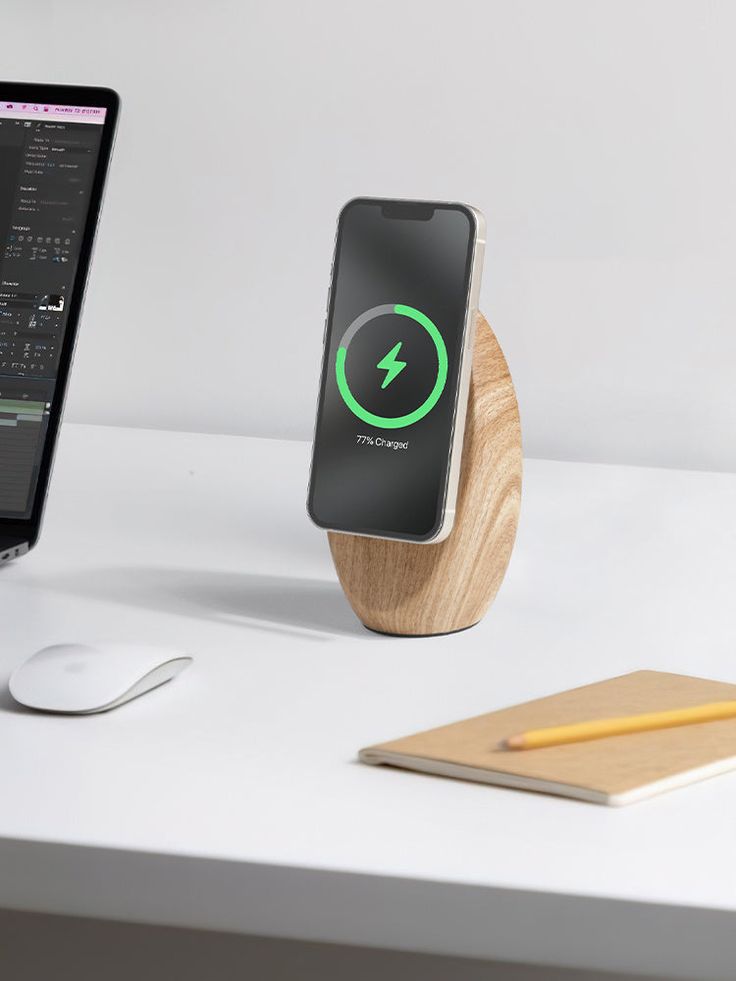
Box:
41;567;369;640
0;909;671;981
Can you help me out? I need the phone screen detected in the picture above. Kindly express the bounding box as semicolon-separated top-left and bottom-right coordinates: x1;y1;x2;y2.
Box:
308;199;478;541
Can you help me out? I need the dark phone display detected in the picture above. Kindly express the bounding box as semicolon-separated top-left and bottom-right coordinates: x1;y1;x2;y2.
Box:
308;200;475;540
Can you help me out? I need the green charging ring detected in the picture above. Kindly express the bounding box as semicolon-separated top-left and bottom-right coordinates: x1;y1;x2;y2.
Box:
335;304;448;429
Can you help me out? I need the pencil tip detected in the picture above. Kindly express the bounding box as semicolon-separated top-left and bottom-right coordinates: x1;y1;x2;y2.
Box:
506;735;524;750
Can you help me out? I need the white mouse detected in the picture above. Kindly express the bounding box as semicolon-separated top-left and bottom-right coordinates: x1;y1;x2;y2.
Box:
8;643;193;714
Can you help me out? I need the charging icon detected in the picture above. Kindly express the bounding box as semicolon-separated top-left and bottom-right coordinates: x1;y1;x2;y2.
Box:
335;304;448;429
376;342;407;389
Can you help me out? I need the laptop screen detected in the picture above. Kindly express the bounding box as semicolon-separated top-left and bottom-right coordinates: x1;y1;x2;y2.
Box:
0;98;107;518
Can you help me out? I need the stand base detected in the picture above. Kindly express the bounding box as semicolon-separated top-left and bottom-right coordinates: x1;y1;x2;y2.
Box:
363;620;480;639
329;313;522;637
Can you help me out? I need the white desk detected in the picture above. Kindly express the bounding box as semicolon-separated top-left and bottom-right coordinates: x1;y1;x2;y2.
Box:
1;423;735;979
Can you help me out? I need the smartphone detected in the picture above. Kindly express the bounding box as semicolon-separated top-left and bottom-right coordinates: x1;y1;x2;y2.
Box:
308;197;485;543
0;82;119;561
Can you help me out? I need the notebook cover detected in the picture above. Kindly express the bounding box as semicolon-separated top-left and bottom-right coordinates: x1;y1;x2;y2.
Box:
359;671;736;805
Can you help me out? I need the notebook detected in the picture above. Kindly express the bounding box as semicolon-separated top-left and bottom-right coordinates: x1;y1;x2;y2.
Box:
359;670;736;806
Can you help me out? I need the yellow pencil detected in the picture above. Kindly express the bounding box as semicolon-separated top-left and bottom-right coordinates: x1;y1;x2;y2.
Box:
505;700;736;750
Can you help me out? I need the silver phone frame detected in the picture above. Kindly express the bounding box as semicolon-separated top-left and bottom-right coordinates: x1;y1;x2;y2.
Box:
307;198;486;545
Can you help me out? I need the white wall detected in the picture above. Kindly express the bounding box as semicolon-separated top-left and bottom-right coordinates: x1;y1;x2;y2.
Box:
4;0;736;471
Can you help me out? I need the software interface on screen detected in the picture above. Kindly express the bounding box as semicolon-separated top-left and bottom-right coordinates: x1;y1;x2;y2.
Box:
0;99;106;519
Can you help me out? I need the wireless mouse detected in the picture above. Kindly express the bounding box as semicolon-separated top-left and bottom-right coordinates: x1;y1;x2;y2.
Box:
8;643;193;714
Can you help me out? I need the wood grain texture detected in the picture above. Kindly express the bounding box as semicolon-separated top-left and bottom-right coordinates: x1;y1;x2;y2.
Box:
328;313;522;636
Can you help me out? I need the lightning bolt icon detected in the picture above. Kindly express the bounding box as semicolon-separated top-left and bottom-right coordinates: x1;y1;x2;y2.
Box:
376;341;407;389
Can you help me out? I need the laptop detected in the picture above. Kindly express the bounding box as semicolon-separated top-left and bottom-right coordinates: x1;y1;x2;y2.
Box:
0;82;119;562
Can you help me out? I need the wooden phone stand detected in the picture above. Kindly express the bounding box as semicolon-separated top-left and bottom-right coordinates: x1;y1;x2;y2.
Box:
328;314;522;636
